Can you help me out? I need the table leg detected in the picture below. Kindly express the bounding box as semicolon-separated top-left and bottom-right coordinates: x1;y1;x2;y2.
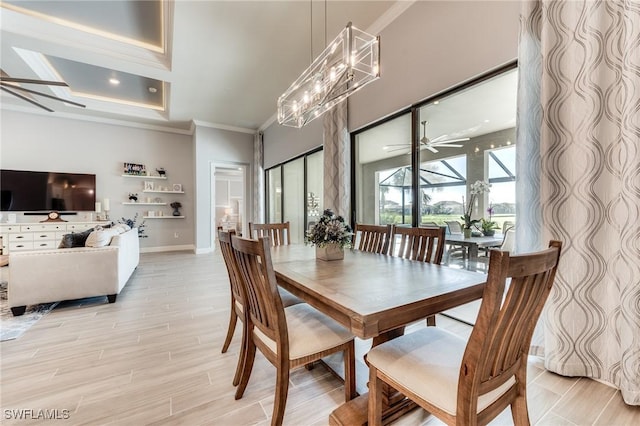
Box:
468;244;479;261
329;326;418;425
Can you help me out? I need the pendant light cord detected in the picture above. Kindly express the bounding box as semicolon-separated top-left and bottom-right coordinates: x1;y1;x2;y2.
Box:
310;0;313;64
324;0;327;48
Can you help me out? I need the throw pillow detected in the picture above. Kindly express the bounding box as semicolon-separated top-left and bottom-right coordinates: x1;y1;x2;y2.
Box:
85;228;119;248
58;228;94;248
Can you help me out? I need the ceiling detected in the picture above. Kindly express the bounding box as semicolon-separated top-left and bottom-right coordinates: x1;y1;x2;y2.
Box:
0;0;399;133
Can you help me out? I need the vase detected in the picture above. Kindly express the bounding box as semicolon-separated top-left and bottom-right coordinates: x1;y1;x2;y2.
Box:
172;209;181;216
316;244;344;261
482;229;495;237
463;228;472;238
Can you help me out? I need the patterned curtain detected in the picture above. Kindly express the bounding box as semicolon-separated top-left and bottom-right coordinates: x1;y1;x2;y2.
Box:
518;0;640;405
323;101;350;218
253;131;265;223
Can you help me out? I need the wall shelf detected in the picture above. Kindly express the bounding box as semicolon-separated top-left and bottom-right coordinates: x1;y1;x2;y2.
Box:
143;216;185;219
122;174;167;179
142;190;184;194
122;202;167;206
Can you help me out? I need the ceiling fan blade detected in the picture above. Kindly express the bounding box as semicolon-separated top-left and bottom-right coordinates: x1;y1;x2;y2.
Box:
1;85;54;112
1;83;86;108
0;77;68;86
429;143;464;148
437;137;470;144
426;146;438;153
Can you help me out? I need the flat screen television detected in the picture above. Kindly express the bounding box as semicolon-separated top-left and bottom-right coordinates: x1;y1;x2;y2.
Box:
1;169;96;212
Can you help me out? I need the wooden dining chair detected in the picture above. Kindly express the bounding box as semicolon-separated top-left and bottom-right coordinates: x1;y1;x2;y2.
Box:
217;230;247;387
391;226;445;264
231;235;356;425
390;226;445;326
218;230;302;386
367;240;562;426
248;221;290;246
352;223;393;255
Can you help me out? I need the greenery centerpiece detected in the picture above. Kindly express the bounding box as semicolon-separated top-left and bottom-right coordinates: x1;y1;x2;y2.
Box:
480;218;498;236
461;180;491;238
305;209;353;260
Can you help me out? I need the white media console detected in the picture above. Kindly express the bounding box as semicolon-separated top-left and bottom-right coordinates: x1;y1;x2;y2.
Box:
0;221;109;254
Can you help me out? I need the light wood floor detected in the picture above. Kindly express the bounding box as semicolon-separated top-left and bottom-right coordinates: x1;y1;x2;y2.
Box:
1;250;638;425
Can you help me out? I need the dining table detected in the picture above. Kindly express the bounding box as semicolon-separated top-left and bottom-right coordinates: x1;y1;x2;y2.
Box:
445;233;504;261
269;244;488;425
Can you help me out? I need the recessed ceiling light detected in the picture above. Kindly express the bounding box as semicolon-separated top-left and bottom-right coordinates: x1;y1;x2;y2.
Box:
484;119;490;123
382;146;389;150
148;87;157;93
433;101;439;105
109;77;120;85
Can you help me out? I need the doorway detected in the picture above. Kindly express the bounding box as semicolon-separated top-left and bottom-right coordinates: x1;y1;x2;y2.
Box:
212;163;247;243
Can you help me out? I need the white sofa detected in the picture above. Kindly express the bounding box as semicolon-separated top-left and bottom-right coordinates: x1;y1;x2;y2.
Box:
8;228;140;316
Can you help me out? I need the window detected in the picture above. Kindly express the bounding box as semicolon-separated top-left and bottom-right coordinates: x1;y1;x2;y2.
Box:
265;149;323;243
353;65;517;228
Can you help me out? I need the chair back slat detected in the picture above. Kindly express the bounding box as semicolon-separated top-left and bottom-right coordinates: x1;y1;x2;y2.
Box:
353;224;392;255
248;222;291;246
231;235;287;346
218;229;243;305
459;241;562;411
391;226;445;264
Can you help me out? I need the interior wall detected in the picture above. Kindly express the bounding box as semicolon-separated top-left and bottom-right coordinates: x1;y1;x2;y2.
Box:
193;124;253;253
263;117;322;169
262;1;520;161
348;0;521;131
0;109;194;251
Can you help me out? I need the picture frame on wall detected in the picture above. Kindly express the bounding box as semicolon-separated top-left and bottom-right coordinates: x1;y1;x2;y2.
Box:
124;162;146;176
172;184;182;192
144;181;154;191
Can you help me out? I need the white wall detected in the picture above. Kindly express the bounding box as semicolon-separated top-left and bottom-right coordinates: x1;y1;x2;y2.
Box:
263;1;521;158
1;109;194;251
193;124;253;253
349;0;521;131
263;117;323;169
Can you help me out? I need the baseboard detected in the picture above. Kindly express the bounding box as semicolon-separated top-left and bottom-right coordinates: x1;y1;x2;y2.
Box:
140;244;195;253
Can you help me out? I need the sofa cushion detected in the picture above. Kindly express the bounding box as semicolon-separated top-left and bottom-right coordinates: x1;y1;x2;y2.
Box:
85;228;119;247
111;223;131;234
58;228;94;248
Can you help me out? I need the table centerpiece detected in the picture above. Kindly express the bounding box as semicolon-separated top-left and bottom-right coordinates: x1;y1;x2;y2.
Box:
305;209;353;260
461;180;491;238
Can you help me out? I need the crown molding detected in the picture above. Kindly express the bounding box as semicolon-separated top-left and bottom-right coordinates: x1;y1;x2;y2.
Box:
1;103;193;136
192;120;256;135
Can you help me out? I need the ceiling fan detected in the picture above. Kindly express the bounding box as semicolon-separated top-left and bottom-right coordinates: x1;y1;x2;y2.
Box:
0;75;85;112
384;121;470;153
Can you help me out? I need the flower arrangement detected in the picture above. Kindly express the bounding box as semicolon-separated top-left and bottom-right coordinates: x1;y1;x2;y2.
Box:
461;180;491;230
305;209;353;249
170;202;182;209
119;213;147;238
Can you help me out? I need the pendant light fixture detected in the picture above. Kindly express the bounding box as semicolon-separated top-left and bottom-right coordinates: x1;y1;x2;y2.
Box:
277;1;380;128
